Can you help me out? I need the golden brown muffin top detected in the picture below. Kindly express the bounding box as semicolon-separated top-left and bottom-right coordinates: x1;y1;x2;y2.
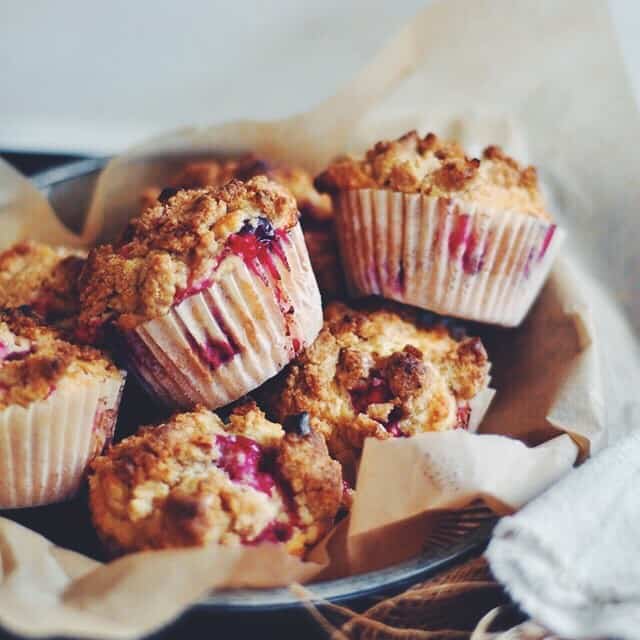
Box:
78;176;299;338
0;241;85;319
271;302;490;469
89;402;343;556
141;154;333;224
315;131;550;219
0;309;120;409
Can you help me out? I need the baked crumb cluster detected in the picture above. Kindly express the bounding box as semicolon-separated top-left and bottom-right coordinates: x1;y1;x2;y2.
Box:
89;402;343;556
315;131;549;218
0;309;119;409
270;302;490;472
78;176;299;336
0;242;85;320
141;155;332;224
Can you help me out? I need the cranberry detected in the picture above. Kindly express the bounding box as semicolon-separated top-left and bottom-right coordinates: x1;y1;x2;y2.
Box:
386;422;406;437
448;214;485;275
538;224;556;260
215;431;300;547
185;333;236;371
215;434;276;494
461;233;485;275
385;406;408;437
0;340;32;363
449;214;471;254
349;375;392;414
456;404;471;429
228;223;282;282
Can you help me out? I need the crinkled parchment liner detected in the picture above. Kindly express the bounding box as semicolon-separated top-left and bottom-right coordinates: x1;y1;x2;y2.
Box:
0;0;639;637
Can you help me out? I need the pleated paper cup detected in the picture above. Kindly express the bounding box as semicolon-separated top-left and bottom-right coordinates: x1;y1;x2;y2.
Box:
0;372;124;509
334;189;566;327
122;223;323;410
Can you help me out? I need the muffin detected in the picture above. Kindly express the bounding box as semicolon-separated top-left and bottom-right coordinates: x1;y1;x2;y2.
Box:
89;402;344;556
269;302;494;478
0;241;85;325
316;131;565;326
0;309;124;508
78;177;323;410
140;155;345;300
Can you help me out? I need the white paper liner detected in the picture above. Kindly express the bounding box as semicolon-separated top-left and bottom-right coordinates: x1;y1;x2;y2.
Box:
0;373;124;509
468;385;496;433
335;189;566;327
124;223;323;409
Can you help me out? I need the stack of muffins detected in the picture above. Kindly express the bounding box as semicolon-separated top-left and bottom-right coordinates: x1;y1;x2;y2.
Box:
0;131;563;558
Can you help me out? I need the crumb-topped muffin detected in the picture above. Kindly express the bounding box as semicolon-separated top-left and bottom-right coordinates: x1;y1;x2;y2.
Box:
80;177;298;334
270;302;493;477
140;155;343;299
316;131;564;326
89;402;343;556
78;176;322;410
316;131;548;218
141;155;332;223
0;241;85;323
0;309;124;508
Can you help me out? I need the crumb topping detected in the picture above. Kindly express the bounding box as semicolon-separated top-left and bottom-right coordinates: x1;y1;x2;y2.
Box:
0;310;120;409
78;176;299;336
315;131;549;219
0;242;85;319
141;154;333;224
270;302;491;471
89;402;343;556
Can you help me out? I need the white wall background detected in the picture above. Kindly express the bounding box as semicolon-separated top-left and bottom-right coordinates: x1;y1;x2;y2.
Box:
0;0;638;154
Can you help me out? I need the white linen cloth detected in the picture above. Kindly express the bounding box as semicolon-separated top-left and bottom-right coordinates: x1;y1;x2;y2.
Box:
487;429;640;639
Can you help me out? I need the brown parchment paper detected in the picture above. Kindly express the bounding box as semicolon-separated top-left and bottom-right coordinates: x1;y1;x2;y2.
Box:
0;0;638;637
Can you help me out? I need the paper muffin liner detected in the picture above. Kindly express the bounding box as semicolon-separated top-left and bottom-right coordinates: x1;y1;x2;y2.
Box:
123;223;323;410
334;189;566;326
468;384;496;433
0;372;124;509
